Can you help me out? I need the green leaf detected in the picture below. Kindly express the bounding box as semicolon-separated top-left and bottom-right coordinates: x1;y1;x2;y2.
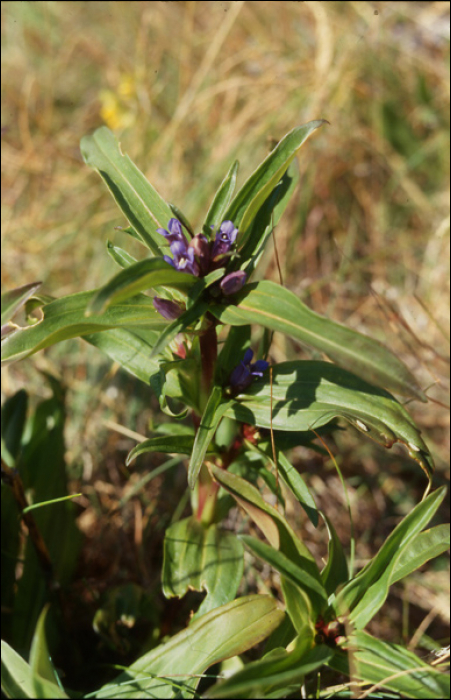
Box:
87;258;196;315
188;386;231;489
84;328;197;408
279;578;314;636
389;524;450;585
336;487;446;628
204;160;239;232
240;535;327;614
236;159;300;276
126;435;201;465
94;595;285;699
8;378;82;653
223;121;326;248
320;514;349;597
150;299;209;359
1;281;42;326
80;126;174;254
338;630;450;699
226;360;433;480
1;291;168;364
208;463;325;617
207;640;333;699
114;224;144;243
277;451;319;526
1;580;68;698
29;606;67;698
106;240;138;268
1;389;28;465
1;640;36;699
1;639;67;699
168;202;195;236
186;267;226;308
85;327;159;381
212;281;427;401
247;441;319;526
162;516;244;618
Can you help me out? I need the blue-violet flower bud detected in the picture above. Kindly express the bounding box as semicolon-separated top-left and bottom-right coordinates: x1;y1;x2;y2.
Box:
220;270;247;296
153;297;185;320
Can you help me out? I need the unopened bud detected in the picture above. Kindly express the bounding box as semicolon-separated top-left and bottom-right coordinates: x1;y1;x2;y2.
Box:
152;297;185;320
220;270;247;296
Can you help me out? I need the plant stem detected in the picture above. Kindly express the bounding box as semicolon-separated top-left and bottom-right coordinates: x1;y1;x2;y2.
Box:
199;316;218;402
193;317;219;523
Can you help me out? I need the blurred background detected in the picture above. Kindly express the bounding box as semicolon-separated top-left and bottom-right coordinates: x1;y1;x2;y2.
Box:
1;0;449;688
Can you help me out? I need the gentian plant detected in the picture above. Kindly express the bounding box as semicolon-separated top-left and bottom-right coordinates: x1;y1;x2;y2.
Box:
1;122;449;699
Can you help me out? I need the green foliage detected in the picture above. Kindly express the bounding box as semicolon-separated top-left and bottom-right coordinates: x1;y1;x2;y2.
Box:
94;595;284;699
80;126;175;254
162;516;244;618
1;379;82;654
330;630;450;699
1;120;448;699
212;281;427;401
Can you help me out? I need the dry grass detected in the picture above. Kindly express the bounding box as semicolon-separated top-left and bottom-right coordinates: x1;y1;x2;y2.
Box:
1;0;449;688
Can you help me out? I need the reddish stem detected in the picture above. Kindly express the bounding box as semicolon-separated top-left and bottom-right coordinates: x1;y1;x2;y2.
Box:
199;317;218;397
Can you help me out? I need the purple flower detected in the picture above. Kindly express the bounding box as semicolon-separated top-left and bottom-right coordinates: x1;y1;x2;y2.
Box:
157;217;189;246
159;218;203;276
153;296;185;320
174;241;199;275
164;239;200;276
229;349;269;394
220;270;247;296
211;220;239;261
158;217;241;280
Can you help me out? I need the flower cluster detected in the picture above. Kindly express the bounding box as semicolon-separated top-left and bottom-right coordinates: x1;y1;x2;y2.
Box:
159;218;245;286
229;349;269;394
153;217;247;317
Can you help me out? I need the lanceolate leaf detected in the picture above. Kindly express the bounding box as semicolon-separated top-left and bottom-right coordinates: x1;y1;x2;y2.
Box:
188;386;231;490
320;514;349;596
1;282;42;326
204;159;239;232
87;258;195;315
1;292;168;365
80;127;174;254
389;523;450;585
208;642;333;699
85;329;201;412
223;120;326;248
245;440;318;526
226;360;433;479
236;159;300;276
29;606;67;698
94;595;285;699
162;516;244;618
126;435;203;465
1;639;67;700
106;241;138;268
212;281;426;401
333;630;450;699
240;535;327;608
208;463;327;617
335;486;446;628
